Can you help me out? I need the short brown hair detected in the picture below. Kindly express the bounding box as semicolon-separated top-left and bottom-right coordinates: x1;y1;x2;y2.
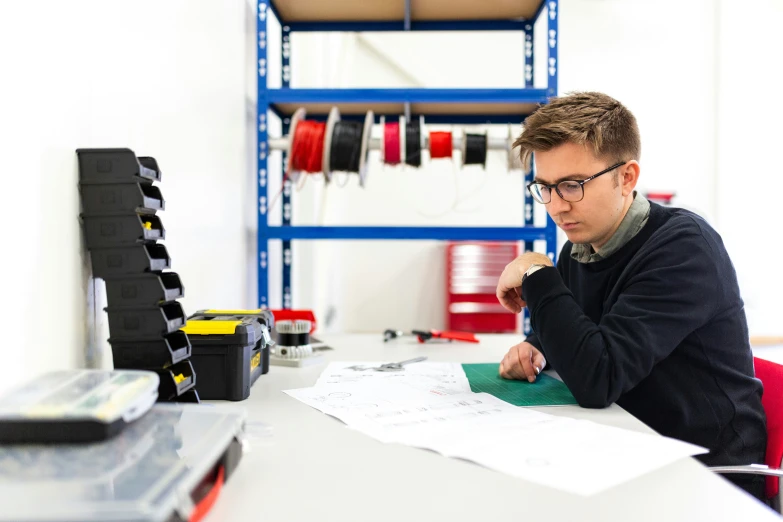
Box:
514;92;641;167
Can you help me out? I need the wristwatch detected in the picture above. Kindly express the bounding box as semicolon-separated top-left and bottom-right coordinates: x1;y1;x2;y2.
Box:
521;264;548;285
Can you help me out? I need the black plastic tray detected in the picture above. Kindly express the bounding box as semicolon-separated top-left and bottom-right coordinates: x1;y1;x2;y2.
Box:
82;214;164;249
154;360;196;401
77;148;161;185
90;243;171;279
80;183;164;216
105;272;184;308
109;330;192;370
105;302;186;339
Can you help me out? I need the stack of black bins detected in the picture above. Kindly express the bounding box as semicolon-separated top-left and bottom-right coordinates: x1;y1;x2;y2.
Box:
77;148;199;403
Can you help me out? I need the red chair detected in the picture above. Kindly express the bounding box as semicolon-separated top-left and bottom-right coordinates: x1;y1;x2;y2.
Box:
711;357;783;511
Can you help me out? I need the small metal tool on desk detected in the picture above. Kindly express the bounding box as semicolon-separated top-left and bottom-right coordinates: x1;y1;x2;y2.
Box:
345;356;428;372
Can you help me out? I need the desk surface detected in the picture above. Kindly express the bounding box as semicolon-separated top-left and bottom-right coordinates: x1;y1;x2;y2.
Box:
207;334;780;521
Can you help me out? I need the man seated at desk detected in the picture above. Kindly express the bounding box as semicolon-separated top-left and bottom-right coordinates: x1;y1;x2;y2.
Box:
495;92;767;501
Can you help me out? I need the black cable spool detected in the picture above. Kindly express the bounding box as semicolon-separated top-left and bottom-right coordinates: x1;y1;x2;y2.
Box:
464;133;488;167
277;332;310;347
329;121;364;172
405;117;422;167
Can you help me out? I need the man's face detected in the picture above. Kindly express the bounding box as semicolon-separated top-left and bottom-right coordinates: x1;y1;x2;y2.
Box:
533;142;631;250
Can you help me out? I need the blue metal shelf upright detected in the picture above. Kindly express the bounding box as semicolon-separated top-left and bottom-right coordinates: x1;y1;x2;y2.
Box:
256;0;559;310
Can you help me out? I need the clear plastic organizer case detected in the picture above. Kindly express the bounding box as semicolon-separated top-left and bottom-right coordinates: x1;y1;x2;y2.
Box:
0;403;246;522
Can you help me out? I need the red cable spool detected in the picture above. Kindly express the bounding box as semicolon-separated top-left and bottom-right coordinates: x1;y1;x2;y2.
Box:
429;131;453;159
383;121;401;165
289;119;326;174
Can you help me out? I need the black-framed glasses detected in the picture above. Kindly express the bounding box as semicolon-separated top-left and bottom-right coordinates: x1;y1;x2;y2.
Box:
526;161;627;204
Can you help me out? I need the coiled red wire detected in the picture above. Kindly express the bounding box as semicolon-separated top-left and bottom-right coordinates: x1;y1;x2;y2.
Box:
289;119;326;174
429;131;453;159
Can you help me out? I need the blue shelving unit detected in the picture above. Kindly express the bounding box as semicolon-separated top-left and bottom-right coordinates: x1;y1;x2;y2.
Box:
256;0;559;312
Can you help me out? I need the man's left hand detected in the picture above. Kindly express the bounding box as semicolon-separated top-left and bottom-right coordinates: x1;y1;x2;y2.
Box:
496;252;553;313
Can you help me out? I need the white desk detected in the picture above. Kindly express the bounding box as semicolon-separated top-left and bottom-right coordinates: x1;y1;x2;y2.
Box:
207;334;780;521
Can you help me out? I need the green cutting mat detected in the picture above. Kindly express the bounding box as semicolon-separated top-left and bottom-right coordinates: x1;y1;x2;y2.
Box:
462;363;577;407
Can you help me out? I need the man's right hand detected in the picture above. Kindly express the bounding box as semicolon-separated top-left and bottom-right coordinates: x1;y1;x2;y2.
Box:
499;341;547;383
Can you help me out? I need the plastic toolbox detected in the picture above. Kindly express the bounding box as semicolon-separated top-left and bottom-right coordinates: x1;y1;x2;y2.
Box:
193;308;275;331
191;309;274;376
76;148;161;185
154;360;196;401
80;183;164;216
110;330;192;370
105;272;184;308
82;214;164;249
106;301;186;339
182;315;272;401
90;243;171;279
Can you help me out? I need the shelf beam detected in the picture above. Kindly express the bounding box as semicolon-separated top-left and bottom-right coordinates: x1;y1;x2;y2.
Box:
268;112;531;125
287;19;529;32
267;88;549;105
262;226;550;241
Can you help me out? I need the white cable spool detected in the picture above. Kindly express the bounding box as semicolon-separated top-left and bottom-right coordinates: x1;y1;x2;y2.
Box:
379;115;386;165
274;320;313;360
285;107;307;183
322;106;340;183
276;319;311;335
399;115;406;165
507;124;530;173
419;115;426;154
358;110;374;187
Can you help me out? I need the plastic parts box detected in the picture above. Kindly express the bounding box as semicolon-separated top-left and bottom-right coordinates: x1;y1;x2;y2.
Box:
77;147;162;185
105;272;184;308
80;183;164;215
89;243;171;279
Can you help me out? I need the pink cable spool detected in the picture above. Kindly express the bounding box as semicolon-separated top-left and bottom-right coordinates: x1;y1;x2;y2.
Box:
383;118;402;165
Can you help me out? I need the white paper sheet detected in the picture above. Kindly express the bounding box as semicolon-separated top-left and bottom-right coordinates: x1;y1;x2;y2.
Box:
283;382;440;422
314;361;471;396
285;364;708;496
441;416;707;496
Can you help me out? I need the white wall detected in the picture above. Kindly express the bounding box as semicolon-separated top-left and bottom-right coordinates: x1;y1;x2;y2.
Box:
276;0;781;336
715;0;783;335
0;0;777;397
0;0;250;395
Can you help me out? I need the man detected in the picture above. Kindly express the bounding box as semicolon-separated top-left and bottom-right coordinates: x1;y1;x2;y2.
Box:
496;92;767;500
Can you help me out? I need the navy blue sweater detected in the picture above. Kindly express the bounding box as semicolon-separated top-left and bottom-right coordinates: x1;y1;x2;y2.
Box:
523;203;766;499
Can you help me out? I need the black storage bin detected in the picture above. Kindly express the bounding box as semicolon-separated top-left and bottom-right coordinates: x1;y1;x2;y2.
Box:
90;243;171;279
82;214;164;249
154;360;195;401
182;316;271;401
105;272;184;308
109;330;191;370
77;148;161;185
79;183;164;216
190;309;274;376
106;301;186;339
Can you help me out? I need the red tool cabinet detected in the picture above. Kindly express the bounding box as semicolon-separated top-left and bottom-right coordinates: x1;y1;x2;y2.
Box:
446;242;520;333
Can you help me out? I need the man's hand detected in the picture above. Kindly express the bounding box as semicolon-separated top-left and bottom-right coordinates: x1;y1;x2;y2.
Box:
496;252;553;313
499;341;547;383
